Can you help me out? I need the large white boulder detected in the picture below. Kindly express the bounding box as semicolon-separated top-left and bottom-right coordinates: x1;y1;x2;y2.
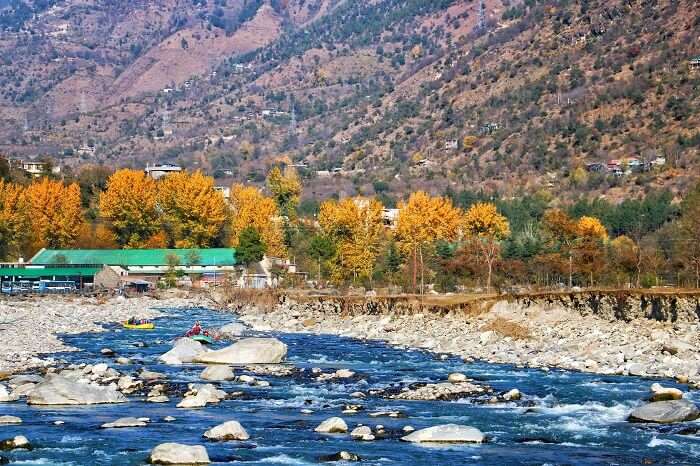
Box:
201;365;235;382
194;338;287;365
401;424;485;443
149;443;210;464
315;417;348;434
203;420;250;441
27;374;127;405
160;338;208;365
628;400;700;424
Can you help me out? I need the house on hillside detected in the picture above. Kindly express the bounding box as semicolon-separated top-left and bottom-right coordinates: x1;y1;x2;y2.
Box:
145;163;182;179
11;159;61;177
689;57;700;70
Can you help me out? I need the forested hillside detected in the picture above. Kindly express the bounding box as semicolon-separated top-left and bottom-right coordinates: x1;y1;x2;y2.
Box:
0;0;698;205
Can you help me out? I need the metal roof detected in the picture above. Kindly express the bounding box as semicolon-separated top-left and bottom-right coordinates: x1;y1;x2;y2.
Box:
0;267;101;278
31;249;237;266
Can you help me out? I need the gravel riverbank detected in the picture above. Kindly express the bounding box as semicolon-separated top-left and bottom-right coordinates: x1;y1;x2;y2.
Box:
0;293;208;375
235;296;700;386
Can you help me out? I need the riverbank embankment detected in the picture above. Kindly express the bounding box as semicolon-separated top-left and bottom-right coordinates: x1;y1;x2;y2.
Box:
231;290;700;386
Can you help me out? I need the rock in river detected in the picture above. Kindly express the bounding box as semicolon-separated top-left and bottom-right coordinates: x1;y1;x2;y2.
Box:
194;338;287;365
149;443;210;464
0;416;21;425
27;374;127;405
201;365;235;382
101;417;148;428
203;420;249;441
160;338;208;365
217;323;247;339
319;451;361;462
628;400;700;424
315;417;348;434
0;385;18;403
0;436;30;451
650;383;683;402
401;424;486;443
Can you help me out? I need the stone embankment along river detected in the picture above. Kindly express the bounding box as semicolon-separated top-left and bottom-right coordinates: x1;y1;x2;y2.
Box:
233;290;700;386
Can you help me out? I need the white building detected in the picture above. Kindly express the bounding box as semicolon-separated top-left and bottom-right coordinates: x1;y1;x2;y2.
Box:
145;163;182;179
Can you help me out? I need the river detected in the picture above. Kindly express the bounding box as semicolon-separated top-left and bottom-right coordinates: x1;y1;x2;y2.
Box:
0;305;698;465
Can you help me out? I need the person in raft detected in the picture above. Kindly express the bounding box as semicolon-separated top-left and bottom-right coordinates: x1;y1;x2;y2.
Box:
127;317;150;325
186;320;202;337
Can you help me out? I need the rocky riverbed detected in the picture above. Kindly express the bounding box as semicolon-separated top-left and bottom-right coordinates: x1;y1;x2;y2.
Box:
0;292;209;374
0;299;698;464
235;295;700;386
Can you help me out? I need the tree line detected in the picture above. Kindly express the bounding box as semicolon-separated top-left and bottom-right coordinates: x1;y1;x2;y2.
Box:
0;163;698;289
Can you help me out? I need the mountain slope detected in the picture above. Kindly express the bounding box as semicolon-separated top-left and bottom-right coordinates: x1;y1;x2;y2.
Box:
1;0;698;203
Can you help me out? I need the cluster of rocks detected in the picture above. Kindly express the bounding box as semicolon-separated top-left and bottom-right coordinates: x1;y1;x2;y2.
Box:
236;296;700;385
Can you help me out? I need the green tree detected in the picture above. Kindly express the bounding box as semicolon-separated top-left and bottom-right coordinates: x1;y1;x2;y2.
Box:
309;234;335;280
237;227;266;268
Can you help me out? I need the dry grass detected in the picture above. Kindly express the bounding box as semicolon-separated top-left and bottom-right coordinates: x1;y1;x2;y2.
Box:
481;317;531;340
220;288;279;312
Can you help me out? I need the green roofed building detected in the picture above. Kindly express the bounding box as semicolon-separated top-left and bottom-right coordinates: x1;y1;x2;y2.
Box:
31;248;237;268
1;248;238;292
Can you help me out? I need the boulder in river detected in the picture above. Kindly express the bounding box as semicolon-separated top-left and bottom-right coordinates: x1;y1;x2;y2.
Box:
628;400;700;424
203;420;249;441
447;373;467;383
401;424;486;443
319;451;361;462
503;388;522;401
315;417;348;434
0;416;21;425
149;443;210;464
0;436;30;451
194;338;287;365
217;323;247;339
201;365;235;382
159;338;208;365
27;374;127;405
0;385;18;403
649;383;683;402
350;425;371;439
101;417;148;428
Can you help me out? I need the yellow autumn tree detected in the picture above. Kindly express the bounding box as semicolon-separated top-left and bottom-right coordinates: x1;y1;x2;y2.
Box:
463;202;510;291
99;169;161;248
575;215;608;286
395;192;463;292
25;178;84;252
157;171;227;248
266;166;302;219
229;184;286;257
577;216;608;240
0;179;29;260
318;197;384;283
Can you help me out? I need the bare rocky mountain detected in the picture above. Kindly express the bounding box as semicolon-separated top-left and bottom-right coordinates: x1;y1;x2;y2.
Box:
1;0;698;202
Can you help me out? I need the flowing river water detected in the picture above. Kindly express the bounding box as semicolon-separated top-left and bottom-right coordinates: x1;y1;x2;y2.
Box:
1;305;699;465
